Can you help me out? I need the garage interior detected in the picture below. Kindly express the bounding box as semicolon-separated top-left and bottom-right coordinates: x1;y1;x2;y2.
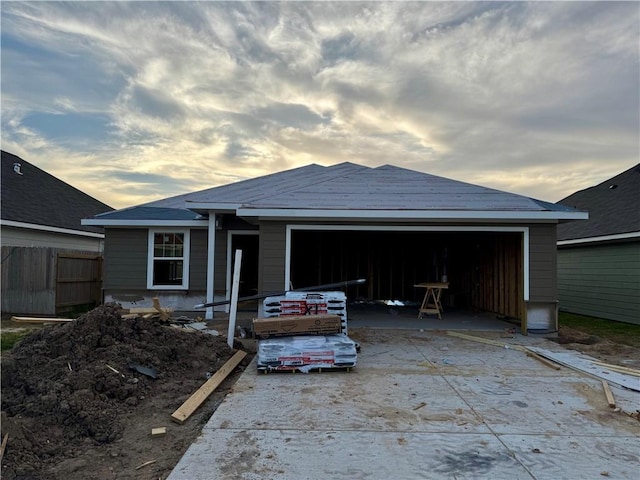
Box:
289;230;524;323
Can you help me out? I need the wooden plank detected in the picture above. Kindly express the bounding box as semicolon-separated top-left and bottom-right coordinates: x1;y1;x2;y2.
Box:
171;350;247;424
525;349;561;370
227;250;242;349
601;380;616;408
151;427;167;436
127;307;174;314
152;297;170;321
11;316;74;323
446;331;526;351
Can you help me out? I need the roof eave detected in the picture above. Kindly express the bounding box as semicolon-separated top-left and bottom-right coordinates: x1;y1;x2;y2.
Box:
235;208;589;222
2;219;105;238
81;219;209;227
557;231;640;246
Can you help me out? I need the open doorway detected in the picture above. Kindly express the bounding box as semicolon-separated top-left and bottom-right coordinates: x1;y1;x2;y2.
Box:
228;232;259;298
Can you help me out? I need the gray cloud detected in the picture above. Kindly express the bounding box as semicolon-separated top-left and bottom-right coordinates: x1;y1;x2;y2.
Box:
1;1;637;208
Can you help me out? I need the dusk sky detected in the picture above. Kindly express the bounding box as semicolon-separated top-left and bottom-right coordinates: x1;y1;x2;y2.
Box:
1;1;638;210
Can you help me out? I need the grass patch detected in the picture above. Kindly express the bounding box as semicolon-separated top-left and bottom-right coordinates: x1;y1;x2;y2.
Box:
1;330;31;351
559;312;640;348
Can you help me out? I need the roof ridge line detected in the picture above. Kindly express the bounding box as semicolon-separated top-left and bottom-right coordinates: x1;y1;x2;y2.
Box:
243;163;370;204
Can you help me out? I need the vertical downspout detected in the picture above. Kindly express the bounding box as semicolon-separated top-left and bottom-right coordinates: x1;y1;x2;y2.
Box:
206;213;216;320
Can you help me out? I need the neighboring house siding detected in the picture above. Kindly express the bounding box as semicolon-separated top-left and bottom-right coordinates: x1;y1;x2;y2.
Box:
558;241;640;325
104;229;147;289
259;222;286;293
189;229;208;290
1;226;103;251
529;224;557;301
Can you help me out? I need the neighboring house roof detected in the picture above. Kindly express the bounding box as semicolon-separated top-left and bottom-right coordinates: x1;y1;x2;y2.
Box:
1;150;113;235
557;163;640;242
84;162;586;225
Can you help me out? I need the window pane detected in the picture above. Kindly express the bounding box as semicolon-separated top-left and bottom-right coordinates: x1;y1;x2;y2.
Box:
153;232;185;258
153;260;183;285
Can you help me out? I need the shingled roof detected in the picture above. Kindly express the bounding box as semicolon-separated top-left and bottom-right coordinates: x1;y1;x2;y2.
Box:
1;151;113;234
557;163;640;241
85;162;585;225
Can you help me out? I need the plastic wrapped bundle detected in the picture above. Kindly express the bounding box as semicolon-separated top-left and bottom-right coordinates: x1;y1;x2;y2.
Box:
257;334;357;373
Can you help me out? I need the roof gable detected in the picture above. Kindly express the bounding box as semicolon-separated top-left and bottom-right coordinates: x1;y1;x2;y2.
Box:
1;151;113;234
557;164;640;240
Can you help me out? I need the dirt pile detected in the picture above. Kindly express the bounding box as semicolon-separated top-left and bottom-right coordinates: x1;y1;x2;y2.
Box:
1;304;250;479
552;326;640;368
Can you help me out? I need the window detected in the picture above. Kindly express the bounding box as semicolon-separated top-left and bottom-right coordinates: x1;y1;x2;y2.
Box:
147;230;190;289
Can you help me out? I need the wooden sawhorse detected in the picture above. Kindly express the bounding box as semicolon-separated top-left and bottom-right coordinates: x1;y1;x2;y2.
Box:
414;282;449;319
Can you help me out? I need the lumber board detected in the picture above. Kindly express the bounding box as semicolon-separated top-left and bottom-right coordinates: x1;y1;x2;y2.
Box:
601;380;616;408
525;349;561;370
446;331;525;351
11;316;74;323
126;307;174;314
152;297;171;321
171;350;247;424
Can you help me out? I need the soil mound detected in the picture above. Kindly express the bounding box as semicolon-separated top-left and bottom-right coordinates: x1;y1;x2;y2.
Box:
1;304;248;479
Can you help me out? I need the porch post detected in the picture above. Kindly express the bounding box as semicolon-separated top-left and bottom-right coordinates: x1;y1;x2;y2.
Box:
206;213;216;320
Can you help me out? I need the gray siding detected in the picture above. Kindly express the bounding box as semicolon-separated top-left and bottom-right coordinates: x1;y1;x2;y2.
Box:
558;241;640;325
189;229;208;290
2;225;103;251
104;228;147;289
529;224;557;301
258;222;286;294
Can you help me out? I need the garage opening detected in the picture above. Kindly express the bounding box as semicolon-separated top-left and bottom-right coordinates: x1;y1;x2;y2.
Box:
289;229;523;321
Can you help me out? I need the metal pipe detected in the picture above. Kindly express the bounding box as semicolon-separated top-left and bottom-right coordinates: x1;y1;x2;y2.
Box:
193;278;366;309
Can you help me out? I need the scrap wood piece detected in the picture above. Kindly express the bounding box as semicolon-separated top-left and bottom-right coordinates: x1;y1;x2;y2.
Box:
152;296;171;321
525;349;561;370
11;316;74;323
527;347;640;392
446;331;525;351
126;307;174;315
171;350;247;424
135;459;156;470
0;434;8;462
151;427;166;436
601;380;616;408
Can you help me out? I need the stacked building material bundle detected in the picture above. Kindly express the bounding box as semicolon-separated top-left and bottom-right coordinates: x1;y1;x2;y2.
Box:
255;292;357;373
263;291;348;334
256;334;358;373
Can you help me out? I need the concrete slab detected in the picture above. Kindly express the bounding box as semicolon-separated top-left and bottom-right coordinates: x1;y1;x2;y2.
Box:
169;329;640;480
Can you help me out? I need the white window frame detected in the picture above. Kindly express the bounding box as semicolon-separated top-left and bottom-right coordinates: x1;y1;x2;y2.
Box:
147;229;191;290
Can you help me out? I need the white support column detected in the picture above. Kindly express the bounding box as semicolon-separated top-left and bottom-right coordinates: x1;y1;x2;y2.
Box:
205;213;216;320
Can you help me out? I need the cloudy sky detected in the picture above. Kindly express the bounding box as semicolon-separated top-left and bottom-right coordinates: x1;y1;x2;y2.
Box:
1;1;638;210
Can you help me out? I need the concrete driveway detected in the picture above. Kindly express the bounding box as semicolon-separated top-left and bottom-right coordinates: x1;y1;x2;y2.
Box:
169;328;639;480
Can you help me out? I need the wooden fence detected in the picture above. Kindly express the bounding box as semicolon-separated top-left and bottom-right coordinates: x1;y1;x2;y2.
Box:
1;246;103;315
